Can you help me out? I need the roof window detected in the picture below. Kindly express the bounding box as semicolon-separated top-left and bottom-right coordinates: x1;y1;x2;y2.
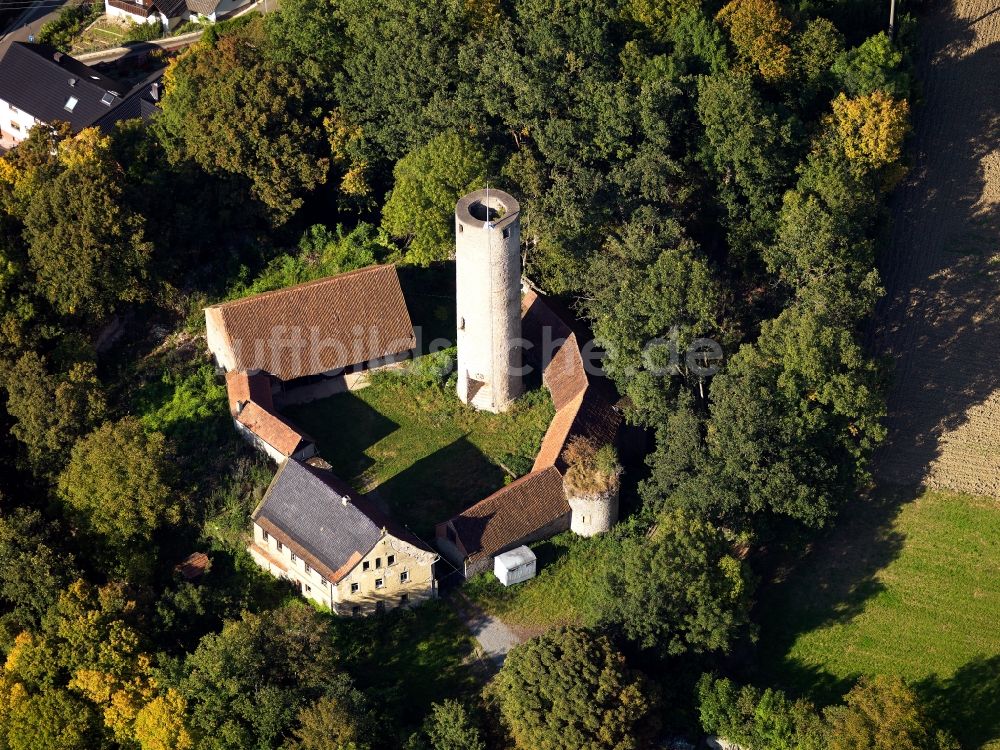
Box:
64;96;78;112
100;92;116;106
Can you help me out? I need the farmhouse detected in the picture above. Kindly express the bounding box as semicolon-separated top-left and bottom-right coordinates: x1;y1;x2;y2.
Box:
250;458;438;615
0;43;163;149
105;0;252;29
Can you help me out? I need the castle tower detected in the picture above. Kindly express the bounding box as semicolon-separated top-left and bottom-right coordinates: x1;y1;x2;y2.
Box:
567;484;620;537
455;188;522;413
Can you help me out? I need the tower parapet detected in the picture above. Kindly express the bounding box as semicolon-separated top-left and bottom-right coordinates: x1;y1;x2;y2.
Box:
455;188;523;413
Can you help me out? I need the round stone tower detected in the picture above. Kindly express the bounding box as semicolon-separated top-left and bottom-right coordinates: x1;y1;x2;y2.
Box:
567;484;620;537
455;188;522;413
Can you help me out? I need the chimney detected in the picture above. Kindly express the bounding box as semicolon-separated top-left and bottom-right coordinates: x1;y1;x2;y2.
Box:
149;81;161;101
68;77;76;87
342;495;351;507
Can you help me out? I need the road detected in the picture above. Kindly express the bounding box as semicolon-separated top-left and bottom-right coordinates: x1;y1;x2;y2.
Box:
872;0;1000;497
450;592;522;671
0;0;75;56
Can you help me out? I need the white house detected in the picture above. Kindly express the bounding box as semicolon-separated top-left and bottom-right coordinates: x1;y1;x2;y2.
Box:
105;0;188;30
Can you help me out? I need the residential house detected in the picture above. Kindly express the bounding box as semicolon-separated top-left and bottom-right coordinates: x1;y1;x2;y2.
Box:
250;458;438;615
0;43;164;149
105;0;188;31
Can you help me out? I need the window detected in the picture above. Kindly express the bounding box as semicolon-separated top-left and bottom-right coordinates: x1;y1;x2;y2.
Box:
375;578;384;589
9;121;19;131
8;104;17;113
387;555;395;566
351;605;361;616
276;540;283;552
502;227;511;239
64;96;78;112
375;557;382;569
350;582;359;593
290;552;297;563
262;529;269;542
362;561;370;571
304;584;311;593
400;570;409;583
304;563;311;575
400;594;409;606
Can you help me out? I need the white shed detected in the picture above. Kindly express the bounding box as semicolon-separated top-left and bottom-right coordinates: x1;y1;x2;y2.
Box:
493;546;537;587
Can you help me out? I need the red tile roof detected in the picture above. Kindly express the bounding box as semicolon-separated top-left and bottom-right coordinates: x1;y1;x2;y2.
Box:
207;265;416;382
443;467;569;563
236;401;312;457
225;370;273;415
175;552;210;579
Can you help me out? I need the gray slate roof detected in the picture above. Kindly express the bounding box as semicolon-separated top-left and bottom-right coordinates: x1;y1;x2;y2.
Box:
0;43;125;131
253;460;427;582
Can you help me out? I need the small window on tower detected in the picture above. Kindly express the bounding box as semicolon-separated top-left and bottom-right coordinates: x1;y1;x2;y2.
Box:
458;224;464;233
502;227;511;239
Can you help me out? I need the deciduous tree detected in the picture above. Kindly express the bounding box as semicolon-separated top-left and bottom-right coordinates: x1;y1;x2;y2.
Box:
494;627;660;750
716;0;793;82
382;133;488;265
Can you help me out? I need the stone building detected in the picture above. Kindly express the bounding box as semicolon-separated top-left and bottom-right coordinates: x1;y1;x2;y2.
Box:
455;189;523;412
250;459;438;614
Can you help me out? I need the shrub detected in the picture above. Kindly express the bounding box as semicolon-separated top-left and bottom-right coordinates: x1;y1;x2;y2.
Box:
563;438;621;496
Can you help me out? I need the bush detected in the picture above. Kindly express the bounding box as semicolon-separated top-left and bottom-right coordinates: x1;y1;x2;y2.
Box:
37;2;101;50
123;20;164;43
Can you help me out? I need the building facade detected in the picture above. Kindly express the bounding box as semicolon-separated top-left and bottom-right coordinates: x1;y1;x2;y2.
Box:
250;459;438;615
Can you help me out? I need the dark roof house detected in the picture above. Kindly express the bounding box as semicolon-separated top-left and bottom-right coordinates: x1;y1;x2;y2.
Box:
0;43;164;139
252;459;432;584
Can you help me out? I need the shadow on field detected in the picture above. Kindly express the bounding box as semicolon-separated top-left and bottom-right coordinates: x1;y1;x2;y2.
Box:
752;486;914;704
919;655;1000;749
870;0;1000;494
374;434;506;537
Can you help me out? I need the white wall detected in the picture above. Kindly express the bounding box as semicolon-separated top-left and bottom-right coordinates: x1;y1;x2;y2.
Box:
0;97;39;147
104;0;163;26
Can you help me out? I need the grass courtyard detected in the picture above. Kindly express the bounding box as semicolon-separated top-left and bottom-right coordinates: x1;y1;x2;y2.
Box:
756;487;1000;749
463;531;621;633
283;364;554;537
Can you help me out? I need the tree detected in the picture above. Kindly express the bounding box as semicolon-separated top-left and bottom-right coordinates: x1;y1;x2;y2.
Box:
154;22;329;223
180;607;358;750
585;207;720;427
697;675;827;750
3;352;106;472
793;17;844;104
57;417;179;557
422;700;485;750
704;302;885;528
494;627;660;750
696;72;799;260
335;0;472;159
134;689;195;750
828;91;910;176
824;677;958;750
832;32;910;99
716;0;793;83
606;510;751;655
24;129;153;317
6;687;98;750
381;133;488;265
285;695;373;750
0;507;76;627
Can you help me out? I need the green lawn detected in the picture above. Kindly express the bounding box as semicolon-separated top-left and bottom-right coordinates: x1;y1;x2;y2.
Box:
757;487;1000;749
464;532;621;632
283;368;553;536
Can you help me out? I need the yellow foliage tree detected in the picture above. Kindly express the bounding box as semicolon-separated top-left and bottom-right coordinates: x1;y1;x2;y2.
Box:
716;0;792;82
133;689;194;750
57;128;112;171
828;91;911;173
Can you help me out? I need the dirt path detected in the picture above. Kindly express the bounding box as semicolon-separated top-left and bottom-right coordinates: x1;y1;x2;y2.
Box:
872;0;1000;497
